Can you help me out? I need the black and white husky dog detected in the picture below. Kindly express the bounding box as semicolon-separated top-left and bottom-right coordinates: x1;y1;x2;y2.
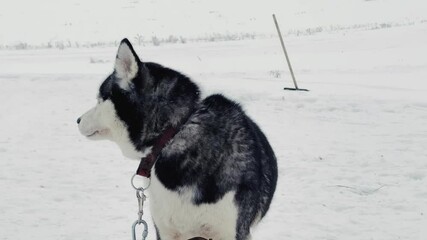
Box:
77;39;278;240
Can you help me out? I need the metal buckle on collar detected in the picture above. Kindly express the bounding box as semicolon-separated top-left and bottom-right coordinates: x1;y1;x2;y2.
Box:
131;173;151;191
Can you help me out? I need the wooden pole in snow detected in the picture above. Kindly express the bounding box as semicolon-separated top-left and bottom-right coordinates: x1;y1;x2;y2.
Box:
273;14;299;90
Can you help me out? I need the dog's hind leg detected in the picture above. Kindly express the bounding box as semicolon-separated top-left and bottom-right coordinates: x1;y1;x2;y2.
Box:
234;188;258;240
235;223;251;240
154;224;162;240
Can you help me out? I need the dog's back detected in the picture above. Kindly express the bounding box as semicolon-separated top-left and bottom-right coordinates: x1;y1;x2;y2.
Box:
154;94;278;239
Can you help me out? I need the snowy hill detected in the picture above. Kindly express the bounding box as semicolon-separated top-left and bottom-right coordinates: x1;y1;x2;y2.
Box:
0;0;426;45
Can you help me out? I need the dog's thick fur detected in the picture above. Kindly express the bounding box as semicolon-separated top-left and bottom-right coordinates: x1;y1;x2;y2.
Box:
78;39;278;240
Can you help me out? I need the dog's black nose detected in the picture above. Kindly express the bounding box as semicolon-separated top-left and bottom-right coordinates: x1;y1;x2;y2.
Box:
77;117;81;124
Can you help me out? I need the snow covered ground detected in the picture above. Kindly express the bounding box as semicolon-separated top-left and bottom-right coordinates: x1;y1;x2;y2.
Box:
1;3;427;240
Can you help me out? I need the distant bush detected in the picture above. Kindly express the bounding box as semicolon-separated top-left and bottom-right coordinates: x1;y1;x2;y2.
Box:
284;20;420;37
134;34;144;46
1;19;425;51
55;41;65;50
166;35;179;44
90;57;108;64
269;70;282;78
152;36;160;46
14;42;29;50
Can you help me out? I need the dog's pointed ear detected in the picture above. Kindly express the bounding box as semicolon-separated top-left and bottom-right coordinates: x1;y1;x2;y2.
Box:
114;38;140;88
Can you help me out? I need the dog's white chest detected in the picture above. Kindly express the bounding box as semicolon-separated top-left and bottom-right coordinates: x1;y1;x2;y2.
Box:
149;170;238;239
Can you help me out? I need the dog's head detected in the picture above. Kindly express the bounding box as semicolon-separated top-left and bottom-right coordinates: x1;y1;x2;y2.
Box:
77;39;199;159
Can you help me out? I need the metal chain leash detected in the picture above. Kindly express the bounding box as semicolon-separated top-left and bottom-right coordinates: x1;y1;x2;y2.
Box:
130;174;212;240
131;174;150;240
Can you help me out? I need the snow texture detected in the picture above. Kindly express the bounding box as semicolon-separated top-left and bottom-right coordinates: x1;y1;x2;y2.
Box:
0;0;427;239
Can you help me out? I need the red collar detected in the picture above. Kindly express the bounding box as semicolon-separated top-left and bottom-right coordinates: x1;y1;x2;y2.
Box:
136;127;178;177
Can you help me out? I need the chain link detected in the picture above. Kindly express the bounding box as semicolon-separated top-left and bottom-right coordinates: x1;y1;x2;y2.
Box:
136;189;146;221
132;178;149;240
132;219;148;240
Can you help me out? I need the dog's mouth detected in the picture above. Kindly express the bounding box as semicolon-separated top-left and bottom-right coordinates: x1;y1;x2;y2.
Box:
86;129;109;138
86;131;98;137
